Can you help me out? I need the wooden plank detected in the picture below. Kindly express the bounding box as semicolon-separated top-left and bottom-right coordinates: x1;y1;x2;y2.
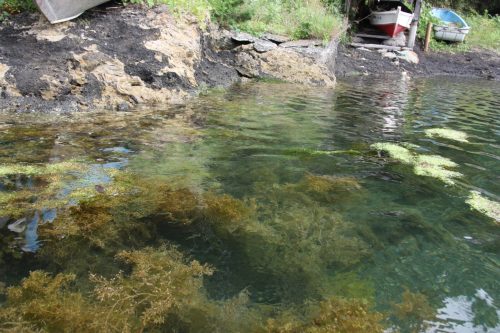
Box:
424;22;433;52
355;33;391;40
350;43;402;51
408;0;423;48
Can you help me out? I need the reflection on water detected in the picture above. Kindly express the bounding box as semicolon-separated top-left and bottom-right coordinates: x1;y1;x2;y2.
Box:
0;77;499;332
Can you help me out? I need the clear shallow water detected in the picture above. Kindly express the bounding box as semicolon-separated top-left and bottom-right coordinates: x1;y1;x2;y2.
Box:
0;77;499;332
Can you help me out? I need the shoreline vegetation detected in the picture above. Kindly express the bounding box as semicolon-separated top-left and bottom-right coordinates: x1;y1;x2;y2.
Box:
1;0;499;51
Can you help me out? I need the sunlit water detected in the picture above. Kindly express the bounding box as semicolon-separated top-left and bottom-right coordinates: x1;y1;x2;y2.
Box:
0;76;499;332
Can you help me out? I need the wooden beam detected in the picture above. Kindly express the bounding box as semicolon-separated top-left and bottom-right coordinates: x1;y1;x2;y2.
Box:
350;43;403;51
355;33;391;40
424;22;433;52
407;0;423;48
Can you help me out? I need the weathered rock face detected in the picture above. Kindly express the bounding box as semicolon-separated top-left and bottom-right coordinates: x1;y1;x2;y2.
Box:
0;5;337;112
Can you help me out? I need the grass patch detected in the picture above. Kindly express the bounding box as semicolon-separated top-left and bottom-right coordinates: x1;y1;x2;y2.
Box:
465;12;500;51
122;0;212;21
122;0;343;40
0;0;37;20
233;0;342;40
1;0;342;41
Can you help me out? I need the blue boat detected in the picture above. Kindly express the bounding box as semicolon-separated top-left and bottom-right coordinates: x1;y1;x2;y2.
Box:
430;8;470;42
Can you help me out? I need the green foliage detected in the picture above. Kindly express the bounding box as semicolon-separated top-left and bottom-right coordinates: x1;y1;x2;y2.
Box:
120;0;342;39
465;11;500;51
0;0;36;14
121;0;212;21
418;3;500;53
234;0;342;40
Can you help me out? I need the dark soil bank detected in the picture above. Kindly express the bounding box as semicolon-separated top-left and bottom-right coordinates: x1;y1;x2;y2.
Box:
0;5;336;113
335;44;500;80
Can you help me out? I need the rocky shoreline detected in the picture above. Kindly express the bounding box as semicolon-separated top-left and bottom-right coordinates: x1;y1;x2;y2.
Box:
335;43;500;81
0;5;336;113
0;4;498;113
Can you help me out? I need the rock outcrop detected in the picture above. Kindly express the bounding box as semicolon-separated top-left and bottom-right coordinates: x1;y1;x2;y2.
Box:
0;5;337;112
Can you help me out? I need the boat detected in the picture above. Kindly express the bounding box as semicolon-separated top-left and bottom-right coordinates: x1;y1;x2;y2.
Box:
430;8;470;42
369;1;414;37
35;0;110;24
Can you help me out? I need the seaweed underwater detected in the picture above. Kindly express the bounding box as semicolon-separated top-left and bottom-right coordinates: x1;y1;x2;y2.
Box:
1;79;499;332
0;157;391;333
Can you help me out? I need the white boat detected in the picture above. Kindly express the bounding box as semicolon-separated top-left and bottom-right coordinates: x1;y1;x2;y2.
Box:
431;8;470;42
35;0;110;24
369;1;414;37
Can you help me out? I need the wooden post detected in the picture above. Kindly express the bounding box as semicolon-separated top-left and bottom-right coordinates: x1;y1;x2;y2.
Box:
407;0;422;48
424;22;433;52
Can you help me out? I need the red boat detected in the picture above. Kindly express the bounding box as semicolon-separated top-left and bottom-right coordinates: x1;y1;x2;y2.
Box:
369;1;414;37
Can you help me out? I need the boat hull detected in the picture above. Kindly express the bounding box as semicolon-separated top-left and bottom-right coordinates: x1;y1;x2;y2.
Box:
369;7;413;37
35;0;110;24
431;8;470;42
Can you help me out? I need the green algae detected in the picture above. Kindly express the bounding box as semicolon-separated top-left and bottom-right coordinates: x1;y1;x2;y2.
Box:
425;128;469;143
466;191;500;223
413;154;463;185
371;142;414;164
371;142;463;185
283;148;362;157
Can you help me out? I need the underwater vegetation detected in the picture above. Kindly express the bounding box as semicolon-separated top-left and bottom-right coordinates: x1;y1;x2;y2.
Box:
425;128;469;143
1;79;499;332
371;143;415;164
391;288;436;333
266;297;384;333
466;191;500;224
0;243;386;333
194;175;371;302
0;246;213;333
371;142;463;185
0;160;115;219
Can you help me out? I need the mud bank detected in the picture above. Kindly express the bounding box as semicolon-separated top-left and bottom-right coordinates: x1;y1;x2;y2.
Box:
0;5;337;112
335;44;500;80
